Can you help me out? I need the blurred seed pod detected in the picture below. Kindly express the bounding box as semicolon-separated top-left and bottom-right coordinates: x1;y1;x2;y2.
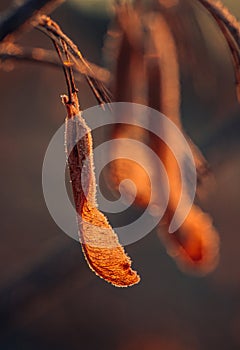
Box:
145;12;219;274
103;0;220;275
158;205;220;275
104;3;154;207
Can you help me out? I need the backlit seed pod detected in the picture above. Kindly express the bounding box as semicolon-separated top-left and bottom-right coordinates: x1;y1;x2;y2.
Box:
151;0;212;182
106;2;211;207
105;3;153;207
158;205;220;275
145;13;219;274
64;93;140;287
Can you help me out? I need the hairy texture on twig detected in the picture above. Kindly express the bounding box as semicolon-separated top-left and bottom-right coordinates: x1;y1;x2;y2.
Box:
38;16;112;105
197;0;240;101
146;13;219;274
0;0;63;43
64;93;140;287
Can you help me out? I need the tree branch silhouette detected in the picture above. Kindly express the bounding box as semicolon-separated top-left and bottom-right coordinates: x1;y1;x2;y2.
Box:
0;0;63;42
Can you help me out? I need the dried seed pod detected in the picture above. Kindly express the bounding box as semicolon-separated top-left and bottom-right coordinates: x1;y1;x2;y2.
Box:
64;94;140;287
147;1;211;182
104;3;153;207
156;139;219;274
104;1;220;274
158;205;220;275
145;13;219;274
106;2;210;209
145;10;210;185
145;12;180;124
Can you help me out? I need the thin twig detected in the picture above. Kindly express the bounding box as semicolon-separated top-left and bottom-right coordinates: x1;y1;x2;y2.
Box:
0;46;110;84
0;0;63;42
62;40;79;95
214;17;240;101
52;40;73;102
198;0;240;46
197;0;240;101
37;16;112;104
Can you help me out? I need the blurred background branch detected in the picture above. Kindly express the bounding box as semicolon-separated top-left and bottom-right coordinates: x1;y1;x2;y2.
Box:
0;46;110;83
0;0;64;42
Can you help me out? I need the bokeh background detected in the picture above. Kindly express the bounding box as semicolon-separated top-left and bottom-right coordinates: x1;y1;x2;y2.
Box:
0;0;240;349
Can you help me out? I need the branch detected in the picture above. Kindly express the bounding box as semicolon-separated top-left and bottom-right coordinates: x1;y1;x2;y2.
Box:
198;0;240;46
38;16;112;104
215;17;240;102
197;0;240;101
0;46;110;83
0;0;64;42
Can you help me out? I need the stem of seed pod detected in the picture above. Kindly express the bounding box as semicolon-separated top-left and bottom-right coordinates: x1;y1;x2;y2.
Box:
37;16;112;104
62;40;79;95
52;39;73;102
